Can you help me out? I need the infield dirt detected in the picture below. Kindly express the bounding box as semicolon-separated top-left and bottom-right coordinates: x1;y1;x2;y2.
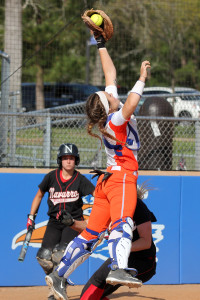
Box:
0;284;200;300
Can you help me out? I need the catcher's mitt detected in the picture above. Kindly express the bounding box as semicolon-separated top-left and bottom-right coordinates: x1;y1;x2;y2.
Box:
82;8;113;41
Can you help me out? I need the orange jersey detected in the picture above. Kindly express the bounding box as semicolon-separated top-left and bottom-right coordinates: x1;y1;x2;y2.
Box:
103;109;140;171
81;109;139;241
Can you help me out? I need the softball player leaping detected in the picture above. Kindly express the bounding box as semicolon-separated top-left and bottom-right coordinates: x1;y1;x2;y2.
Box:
46;28;150;300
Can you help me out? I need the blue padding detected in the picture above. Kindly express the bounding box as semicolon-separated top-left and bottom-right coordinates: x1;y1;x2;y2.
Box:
1;172;200;285
180;176;200;283
58;237;91;276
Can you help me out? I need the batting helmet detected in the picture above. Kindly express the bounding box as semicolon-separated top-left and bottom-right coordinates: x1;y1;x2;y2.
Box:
57;143;80;167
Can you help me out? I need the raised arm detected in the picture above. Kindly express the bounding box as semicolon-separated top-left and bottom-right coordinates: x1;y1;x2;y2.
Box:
122;60;151;120
98;48;117;87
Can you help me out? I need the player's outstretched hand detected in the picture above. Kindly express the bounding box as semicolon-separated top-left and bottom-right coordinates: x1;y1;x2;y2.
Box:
140;60;151;80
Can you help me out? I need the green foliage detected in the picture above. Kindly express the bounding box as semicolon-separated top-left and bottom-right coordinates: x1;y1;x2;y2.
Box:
45;54;86;82
175;61;200;89
143;0;200;88
22;0;87;82
2;0;200;90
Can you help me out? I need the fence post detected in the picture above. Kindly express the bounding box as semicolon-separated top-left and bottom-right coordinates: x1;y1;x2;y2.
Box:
9;92;19;166
195;121;200;171
43;114;51;167
0;50;10;166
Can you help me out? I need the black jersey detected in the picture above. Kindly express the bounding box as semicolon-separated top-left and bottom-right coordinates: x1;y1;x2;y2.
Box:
39;169;95;219
131;198;157;259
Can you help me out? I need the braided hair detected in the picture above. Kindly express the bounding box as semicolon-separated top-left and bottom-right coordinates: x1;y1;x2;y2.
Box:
85;93;125;145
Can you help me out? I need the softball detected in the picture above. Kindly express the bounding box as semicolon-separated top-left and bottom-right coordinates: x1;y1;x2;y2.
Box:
90;14;103;26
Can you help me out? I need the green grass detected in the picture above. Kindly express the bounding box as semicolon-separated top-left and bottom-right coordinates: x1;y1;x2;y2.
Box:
174;124;195;138
9;126;106;168
7;123;198;170
172;124;196;170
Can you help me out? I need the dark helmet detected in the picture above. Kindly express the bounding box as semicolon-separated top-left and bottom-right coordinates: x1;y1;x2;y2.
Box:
57;143;80;167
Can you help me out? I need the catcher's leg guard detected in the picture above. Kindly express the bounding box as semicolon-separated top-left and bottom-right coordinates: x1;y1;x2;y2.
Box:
108;217;133;270
36;247;53;275
56;231;105;278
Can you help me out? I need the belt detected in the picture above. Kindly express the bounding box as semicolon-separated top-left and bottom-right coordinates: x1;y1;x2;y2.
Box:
110;166;138;176
90;169;113;182
110;166;121;171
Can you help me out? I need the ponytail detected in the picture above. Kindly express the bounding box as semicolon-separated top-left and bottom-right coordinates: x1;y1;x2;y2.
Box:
86;93;126;146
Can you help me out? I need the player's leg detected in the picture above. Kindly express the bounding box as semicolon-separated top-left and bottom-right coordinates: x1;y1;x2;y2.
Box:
37;219;62;275
81;256;157;300
37;219;63;299
103;171;142;287
100;255;157;299
56;181;110;277
49;226;79;300
101;245;156;298
46;181;110;300
80;258;119;300
128;254;157;283
52;226;79;266
46;231;108;300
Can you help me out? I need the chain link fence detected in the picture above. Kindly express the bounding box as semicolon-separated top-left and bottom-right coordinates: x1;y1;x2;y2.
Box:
1;0;200;171
0;99;200;171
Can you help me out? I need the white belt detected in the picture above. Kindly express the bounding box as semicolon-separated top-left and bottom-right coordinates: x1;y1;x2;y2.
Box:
110;166;138;176
111;166;121;171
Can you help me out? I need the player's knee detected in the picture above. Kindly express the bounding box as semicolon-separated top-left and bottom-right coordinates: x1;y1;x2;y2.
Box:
36;247;53;274
109;217;133;240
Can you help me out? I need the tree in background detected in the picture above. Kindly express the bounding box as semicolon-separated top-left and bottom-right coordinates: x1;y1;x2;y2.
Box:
90;0;200;90
2;0;200;112
22;0;88;110
142;0;200;89
173;0;200;89
4;0;22;109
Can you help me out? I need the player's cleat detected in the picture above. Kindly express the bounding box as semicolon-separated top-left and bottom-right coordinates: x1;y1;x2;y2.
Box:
47;287;56;300
45;271;68;300
48;295;56;300
106;269;142;288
